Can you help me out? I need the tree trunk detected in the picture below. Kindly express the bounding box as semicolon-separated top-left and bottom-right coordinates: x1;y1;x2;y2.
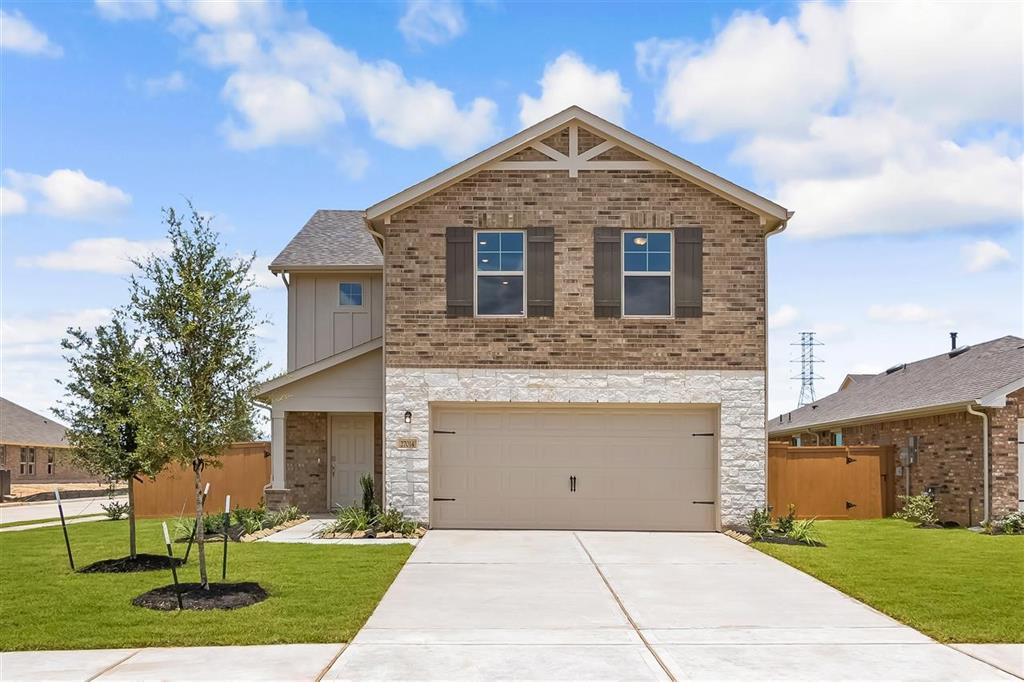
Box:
127;476;136;559
194;460;208;588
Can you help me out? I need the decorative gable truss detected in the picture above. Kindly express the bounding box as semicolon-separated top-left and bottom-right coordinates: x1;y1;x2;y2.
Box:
492;124;657;178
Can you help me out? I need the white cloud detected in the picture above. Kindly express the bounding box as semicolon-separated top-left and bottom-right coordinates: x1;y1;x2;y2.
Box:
648;3;848;139
768;304;800;330
4;169;131;219
248;256;284;288
144;70;188;95
962;239;1012;273
1;309;113;347
16;238;169;274
0;10;62;57
156;2;497;159
867;303;947;324
398;0;466;47
519;52;631;127
641;2;1024;239
0;187;27;216
94;0;158;21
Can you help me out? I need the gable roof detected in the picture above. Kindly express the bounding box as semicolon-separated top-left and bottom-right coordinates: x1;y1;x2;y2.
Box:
0;398;68;447
254;337;383;399
770;336;1024;435
269;210;382;273
365;106;792;229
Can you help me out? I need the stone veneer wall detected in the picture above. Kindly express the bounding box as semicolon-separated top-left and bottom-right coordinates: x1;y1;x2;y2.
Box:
385;367;766;527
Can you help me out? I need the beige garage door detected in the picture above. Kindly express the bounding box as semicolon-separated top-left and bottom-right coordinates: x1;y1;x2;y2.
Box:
430;406;717;531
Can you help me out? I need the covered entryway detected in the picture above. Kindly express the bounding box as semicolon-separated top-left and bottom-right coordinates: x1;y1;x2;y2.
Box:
430;406;717;531
329;414;374;509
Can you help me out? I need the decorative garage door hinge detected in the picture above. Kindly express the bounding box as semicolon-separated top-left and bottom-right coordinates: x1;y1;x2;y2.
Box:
432;498;456;502
692;432;715;437
432;430;456;434
692;500;716;505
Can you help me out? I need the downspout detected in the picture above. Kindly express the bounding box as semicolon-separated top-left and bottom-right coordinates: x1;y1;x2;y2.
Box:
966;404;990;525
762;212;792;512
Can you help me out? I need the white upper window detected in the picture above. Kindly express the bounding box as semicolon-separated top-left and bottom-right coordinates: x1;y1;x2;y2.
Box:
475;230;525;316
622;231;672;316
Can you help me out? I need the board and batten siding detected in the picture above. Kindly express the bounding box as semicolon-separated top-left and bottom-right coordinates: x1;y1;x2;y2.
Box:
287;272;384;371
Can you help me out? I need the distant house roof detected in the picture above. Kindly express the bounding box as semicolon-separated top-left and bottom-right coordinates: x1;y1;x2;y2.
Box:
770;336;1024;436
0;398;69;448
269;210;383;273
838;374;873;390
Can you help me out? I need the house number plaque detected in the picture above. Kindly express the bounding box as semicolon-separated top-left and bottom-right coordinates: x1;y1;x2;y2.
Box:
397;437;418;449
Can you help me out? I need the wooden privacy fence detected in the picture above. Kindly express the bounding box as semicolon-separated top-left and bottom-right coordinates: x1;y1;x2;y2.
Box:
768;444;895;519
133;442;270;518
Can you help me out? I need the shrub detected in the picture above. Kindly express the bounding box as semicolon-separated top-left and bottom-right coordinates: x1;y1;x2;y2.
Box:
893;493;938;526
999;511;1024;535
376;507;417;536
747;507;773;540
330;505;376;533
101;500;131;521
360;474;378;516
786;518;821;546
775;504;797;534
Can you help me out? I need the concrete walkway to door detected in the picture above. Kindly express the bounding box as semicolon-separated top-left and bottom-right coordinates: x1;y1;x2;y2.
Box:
324;530;1015;681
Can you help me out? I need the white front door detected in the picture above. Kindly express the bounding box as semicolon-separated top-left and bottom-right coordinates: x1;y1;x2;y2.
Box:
330;414;374;509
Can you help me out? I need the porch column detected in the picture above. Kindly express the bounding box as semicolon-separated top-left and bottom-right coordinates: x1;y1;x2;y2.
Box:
271;410;286;489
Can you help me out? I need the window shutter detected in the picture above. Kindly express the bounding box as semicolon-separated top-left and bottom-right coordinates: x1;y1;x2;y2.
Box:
674;226;703;318
446;226;473;317
594;227;621;318
527;227;554;316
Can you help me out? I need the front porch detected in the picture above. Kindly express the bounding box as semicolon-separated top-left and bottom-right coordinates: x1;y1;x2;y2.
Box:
265;411;383;514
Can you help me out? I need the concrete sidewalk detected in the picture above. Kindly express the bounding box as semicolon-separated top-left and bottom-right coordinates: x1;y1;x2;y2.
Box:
0;644;345;681
0;495;125;526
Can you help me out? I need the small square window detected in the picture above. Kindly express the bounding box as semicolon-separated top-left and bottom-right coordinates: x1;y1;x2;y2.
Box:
339;282;363;306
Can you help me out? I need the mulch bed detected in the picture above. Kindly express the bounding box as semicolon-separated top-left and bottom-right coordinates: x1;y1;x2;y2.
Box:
79;554;185;573
132;582;268;611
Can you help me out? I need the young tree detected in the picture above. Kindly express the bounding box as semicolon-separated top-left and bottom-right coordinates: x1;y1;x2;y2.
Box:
56;314;162;559
129;203;265;587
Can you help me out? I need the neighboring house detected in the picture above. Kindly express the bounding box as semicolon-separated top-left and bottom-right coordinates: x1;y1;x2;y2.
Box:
769;336;1024;526
256;106;792;531
0;398;98;483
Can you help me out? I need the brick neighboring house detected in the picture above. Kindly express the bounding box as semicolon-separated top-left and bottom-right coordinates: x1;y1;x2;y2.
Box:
769;336;1024;526
256;106;792;531
0;398;98;483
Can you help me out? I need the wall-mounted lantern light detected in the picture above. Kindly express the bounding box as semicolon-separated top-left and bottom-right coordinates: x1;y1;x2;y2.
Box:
404;410;412;424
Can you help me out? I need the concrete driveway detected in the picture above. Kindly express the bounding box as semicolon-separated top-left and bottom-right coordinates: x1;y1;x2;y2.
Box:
325;530;1013;681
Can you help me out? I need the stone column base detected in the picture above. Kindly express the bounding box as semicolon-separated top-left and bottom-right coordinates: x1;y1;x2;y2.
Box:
264;487;291;511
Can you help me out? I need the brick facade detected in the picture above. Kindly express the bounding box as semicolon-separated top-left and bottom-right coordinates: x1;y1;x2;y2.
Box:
382;169;766;371
803;389;1023;526
0;444;98;483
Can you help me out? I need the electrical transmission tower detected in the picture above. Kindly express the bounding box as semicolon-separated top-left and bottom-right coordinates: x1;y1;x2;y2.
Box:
791;332;824;407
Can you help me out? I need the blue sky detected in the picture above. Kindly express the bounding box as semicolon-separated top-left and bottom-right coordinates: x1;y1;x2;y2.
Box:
2;0;1021;420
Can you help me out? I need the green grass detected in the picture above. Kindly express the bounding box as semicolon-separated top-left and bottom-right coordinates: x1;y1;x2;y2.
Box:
0;514;105;529
753;518;1024;643
0;517;412;651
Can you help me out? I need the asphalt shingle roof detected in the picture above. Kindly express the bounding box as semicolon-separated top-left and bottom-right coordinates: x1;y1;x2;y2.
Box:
269;210;383;271
770;335;1024;435
0;398;68;447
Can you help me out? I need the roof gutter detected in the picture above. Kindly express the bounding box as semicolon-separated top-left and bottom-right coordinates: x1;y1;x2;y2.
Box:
965;403;990;525
768;400;979;437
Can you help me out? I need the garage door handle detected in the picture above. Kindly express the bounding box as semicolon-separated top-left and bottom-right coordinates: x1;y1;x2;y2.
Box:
692;500;716;505
432;498;456;502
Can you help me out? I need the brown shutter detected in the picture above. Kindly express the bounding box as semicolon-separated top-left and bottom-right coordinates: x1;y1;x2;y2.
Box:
527;227;554;317
446;226;473;317
675;226;703;318
594;227;621;318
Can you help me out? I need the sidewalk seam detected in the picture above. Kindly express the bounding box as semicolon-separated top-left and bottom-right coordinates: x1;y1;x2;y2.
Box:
84;649;140;681
313;643;347;681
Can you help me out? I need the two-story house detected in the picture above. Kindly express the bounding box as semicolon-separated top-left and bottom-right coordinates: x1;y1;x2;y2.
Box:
255;106;791;531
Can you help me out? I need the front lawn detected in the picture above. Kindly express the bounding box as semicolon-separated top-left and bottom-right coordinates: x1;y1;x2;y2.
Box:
0;518;412;651
754;518;1024;643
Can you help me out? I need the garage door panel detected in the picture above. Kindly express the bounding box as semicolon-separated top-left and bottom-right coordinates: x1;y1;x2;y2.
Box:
431;406;717;531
